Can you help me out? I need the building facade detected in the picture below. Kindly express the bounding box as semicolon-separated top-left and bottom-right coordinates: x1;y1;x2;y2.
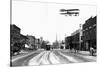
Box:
65;29;81;50
82;16;97;51
10;24;28;55
71;29;80;50
26;35;36;49
65;36;72;49
10;24;21;46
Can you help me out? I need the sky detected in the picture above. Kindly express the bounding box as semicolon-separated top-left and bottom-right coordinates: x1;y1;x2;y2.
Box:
12;0;96;43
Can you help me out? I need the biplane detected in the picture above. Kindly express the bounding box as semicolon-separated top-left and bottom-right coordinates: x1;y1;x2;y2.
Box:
60;9;80;16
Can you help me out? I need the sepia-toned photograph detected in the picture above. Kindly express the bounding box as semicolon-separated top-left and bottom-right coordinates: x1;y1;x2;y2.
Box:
10;0;97;67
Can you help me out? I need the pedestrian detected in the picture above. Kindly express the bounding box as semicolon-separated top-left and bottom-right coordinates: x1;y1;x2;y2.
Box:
90;47;94;56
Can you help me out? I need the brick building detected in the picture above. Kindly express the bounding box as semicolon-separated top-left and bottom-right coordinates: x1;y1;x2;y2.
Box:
10;24;21;46
71;29;80;50
65;29;81;50
82;16;97;50
26;35;36;49
10;24;28;55
65;36;72;49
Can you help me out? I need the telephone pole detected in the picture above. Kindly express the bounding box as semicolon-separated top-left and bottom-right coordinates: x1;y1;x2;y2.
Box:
79;24;82;51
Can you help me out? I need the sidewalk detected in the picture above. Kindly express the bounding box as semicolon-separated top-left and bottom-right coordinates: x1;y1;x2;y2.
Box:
78;51;97;56
11;50;37;60
60;49;97;56
78;51;90;55
60;49;96;61
76;51;97;61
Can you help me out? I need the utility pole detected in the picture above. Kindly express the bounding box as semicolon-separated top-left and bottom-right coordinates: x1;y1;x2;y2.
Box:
79;24;82;51
64;34;67;49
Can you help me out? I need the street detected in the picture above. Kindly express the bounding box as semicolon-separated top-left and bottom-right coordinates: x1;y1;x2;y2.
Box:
10;1;97;67
11;49;96;67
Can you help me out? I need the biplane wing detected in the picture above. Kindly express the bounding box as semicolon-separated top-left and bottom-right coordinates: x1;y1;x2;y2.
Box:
60;9;79;12
60;12;79;16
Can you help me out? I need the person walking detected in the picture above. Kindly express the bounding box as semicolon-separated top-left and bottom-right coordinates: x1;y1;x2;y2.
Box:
90;47;94;56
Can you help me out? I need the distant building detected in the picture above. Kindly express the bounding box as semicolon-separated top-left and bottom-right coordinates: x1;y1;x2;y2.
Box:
65;36;72;49
65;29;82;50
71;29;80;50
20;34;28;48
52;41;59;49
39;37;43;48
82;16;97;50
71;29;80;44
35;38;41;48
26;35;36;49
